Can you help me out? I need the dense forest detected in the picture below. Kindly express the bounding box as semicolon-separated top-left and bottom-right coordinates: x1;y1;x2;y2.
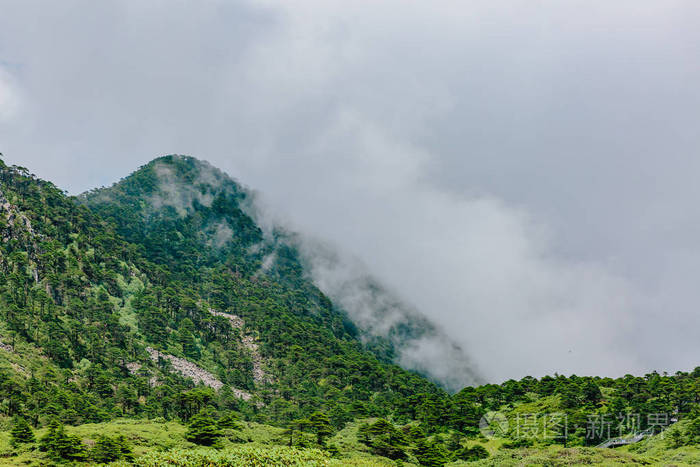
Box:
0;155;699;465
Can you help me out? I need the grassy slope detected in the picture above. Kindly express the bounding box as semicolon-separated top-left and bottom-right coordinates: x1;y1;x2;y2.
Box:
0;419;408;466
1;417;699;466
441;394;700;467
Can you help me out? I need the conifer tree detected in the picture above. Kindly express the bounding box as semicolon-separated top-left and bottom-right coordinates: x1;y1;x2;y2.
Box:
186;410;222;447
413;438;449;467
91;434;134;463
10;416;35;447
308;412;334;445
39;420;88;461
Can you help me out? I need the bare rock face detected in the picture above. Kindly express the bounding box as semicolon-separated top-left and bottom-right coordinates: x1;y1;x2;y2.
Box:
209;309;273;385
0;188;43;285
0;188;38;239
126;362;142;374
145;347;252;401
209;309;244;329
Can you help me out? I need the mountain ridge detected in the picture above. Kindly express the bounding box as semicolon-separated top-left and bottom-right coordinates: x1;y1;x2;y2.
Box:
0;153;453;428
80;154;481;391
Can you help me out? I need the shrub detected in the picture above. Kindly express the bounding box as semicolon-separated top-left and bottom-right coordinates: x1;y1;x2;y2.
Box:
455;444;489;461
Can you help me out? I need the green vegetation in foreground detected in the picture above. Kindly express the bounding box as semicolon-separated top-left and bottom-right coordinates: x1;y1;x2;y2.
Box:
0;417;699;466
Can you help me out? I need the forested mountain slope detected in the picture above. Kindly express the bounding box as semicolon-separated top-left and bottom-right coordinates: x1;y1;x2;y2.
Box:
80;154;481;392
0;155;449;428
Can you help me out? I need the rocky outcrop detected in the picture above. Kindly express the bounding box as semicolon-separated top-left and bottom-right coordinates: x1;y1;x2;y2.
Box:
145;347;252;400
0;188;39;239
208;309;272;385
126;362;142;374
210;309;244;329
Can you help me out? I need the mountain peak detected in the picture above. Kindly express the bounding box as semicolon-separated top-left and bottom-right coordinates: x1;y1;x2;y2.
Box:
83;153;249;217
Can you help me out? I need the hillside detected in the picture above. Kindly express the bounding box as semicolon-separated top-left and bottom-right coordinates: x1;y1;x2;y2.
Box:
0;155;699;465
0;154;455;418
80;154;481;392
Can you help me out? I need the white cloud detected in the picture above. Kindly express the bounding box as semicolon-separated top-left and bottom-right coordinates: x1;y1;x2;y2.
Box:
0;68;20;122
1;0;699;384
249;108;644;382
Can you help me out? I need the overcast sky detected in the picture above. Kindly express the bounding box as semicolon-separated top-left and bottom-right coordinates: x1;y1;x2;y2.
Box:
1;0;700;383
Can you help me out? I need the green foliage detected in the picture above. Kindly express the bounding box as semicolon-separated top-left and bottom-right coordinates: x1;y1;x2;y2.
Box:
308;412;334;446
217;411;241;429
91;434;134;463
0;155;449;433
687;416;700;444
502;438;534;449
455;443;489;461
358;419;408;460
326;443;340;458
136;445;333;467
38;420;88;461
9;416;35;446
413;437;449;466
186;410;222;447
1;155;700;465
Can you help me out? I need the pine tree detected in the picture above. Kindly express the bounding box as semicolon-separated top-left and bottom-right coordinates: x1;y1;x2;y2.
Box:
283;418;311;447
358;419;408;460
309;412;334;445
326;443;341;458
455;444;489;462
582;381;603;405
217;411;241;429
413;438;449;467
39;420;88;461
91;434;134;463
10;416;35;447
178;318;200;359
186;410;222;446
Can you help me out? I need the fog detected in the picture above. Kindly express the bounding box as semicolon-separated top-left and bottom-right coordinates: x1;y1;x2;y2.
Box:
1;1;700;383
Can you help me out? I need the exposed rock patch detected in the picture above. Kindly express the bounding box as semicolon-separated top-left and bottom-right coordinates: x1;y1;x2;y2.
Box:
208;309;272;385
145;347;252;400
0;189;39;239
126;362;142;374
210;309;244;329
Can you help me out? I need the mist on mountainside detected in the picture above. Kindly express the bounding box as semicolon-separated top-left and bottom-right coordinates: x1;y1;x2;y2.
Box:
87;155;483;390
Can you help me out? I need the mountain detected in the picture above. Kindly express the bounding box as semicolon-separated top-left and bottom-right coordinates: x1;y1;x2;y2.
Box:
80;154;481;392
0;154;458;428
1;154;700;466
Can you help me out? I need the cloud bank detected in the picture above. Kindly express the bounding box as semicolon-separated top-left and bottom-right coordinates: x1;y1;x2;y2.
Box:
2;1;700;383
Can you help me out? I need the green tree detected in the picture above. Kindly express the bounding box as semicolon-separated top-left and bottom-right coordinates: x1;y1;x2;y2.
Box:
308;412;334;445
668;427;686;448
39;420;88;461
414;438;449;466
687;416;700;444
186;410;222;447
283;418;311;447
358;419;408;460
10;416;35;446
455;444;489;461
91;434;134;463
582;381;602;405
178;318;200;359
217;411;241;429
558;385;580;409
326;443;341;457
